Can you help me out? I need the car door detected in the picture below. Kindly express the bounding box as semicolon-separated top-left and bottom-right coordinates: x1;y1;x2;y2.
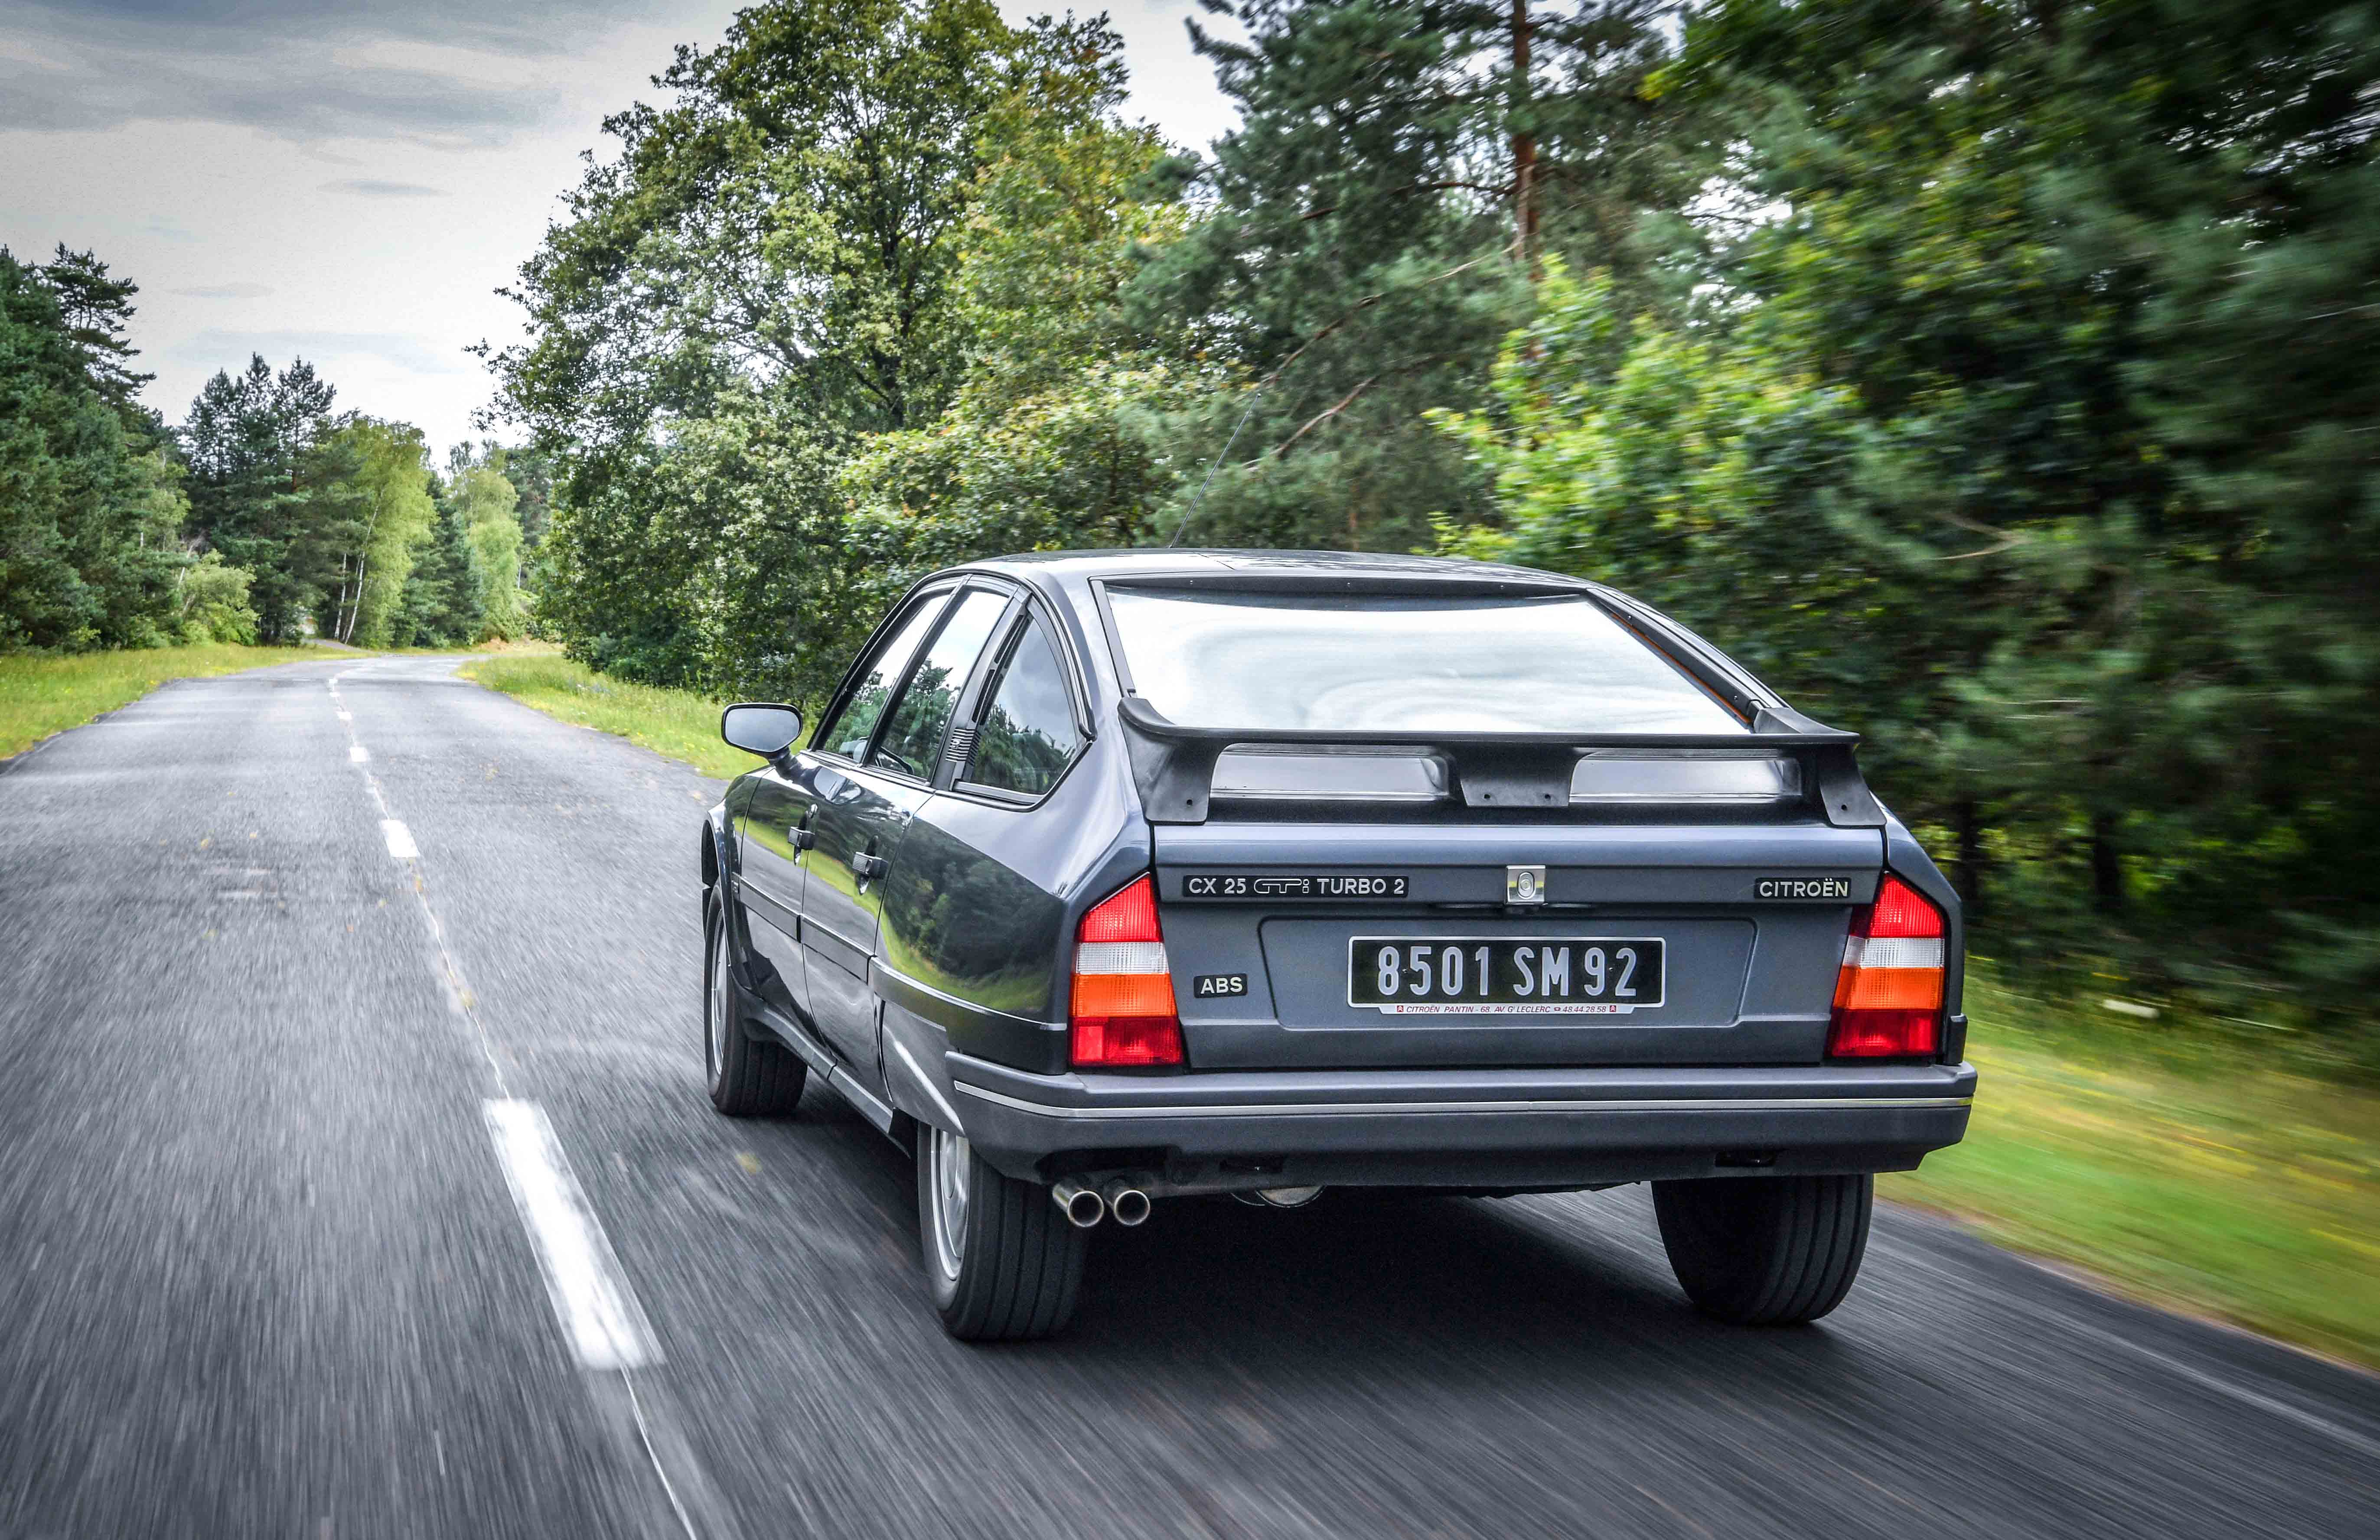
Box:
733;761;813;1021
800;587;1011;1084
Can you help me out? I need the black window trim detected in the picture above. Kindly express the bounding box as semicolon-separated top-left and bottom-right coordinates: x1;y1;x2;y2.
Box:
855;581;1017;788
941;597;1091;811
809;581;962;772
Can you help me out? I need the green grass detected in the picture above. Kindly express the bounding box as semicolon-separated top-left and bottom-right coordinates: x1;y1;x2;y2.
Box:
460;654;2380;1367
1886;974;2380;1369
460;652;765;780
0;643;324;760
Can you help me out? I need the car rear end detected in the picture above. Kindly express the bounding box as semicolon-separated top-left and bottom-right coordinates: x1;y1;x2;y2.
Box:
949;572;1974;1200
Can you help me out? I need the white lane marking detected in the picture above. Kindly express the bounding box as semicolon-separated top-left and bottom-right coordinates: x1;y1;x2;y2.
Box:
349;745;369;764
335;710;352;722
380;819;419;859
483;1100;659;1371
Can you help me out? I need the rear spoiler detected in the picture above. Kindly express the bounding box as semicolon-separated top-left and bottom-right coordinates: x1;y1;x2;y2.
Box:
1114;695;1884;827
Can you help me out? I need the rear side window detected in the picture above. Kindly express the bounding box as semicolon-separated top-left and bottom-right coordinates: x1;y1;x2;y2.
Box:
965;616;1081;798
1105;589;1745;735
819;593;949;760
870;590;1009;780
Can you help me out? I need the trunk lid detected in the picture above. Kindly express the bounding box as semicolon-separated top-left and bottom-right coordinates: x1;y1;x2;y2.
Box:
1154;819;1882;1070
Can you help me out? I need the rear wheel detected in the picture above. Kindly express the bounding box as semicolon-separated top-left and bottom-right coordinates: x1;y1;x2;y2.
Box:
1652;1174;1872;1325
916;1127;1086;1341
704;892;806;1116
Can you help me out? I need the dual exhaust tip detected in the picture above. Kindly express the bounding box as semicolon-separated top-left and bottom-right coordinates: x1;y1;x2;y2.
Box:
1052;1176;1152;1229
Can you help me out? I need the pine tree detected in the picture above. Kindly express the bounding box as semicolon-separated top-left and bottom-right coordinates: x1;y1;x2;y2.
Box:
1127;0;1706;551
181;355;346;642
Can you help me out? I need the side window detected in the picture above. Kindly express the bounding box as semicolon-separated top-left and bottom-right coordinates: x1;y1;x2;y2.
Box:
964;615;1082;798
870;590;1009;780
817;593;950;761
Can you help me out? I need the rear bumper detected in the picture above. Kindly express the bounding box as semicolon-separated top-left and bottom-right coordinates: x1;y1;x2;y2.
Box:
949;1055;1978;1191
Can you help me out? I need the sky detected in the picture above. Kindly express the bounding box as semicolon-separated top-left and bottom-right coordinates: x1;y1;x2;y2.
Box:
0;0;1238;459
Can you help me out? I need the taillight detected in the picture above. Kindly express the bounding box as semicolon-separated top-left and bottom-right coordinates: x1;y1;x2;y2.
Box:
1828;874;1945;1058
1070;875;1183;1068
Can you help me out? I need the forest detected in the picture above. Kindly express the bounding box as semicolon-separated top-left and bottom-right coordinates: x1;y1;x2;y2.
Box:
6;0;2376;1055
0;243;541;655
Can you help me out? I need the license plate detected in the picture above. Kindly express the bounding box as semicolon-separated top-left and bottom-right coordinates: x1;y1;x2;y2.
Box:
1347;937;1666;1015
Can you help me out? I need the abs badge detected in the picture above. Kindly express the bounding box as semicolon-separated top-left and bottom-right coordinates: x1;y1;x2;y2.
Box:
1506;865;1548;905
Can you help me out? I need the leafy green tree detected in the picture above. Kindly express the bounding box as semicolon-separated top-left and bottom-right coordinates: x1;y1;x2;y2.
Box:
1127;0;1706;551
1456;0;2380;1016
450;459;526;641
486;0;1130;698
841;43;1205;611
317;420;437;647
176;550;260;645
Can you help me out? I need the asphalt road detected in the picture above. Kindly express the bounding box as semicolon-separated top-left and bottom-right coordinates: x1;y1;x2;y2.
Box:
2;654;2375;1540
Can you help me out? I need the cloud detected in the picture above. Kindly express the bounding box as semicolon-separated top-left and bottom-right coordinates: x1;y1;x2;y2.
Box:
166;329;467;378
320;179;445;198
168;282;275;299
0;0;674;144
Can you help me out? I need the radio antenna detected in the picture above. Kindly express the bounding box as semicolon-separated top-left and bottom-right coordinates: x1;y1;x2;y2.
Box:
1167;380;1267;548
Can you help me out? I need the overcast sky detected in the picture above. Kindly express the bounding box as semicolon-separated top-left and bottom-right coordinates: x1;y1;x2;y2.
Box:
0;0;1237;457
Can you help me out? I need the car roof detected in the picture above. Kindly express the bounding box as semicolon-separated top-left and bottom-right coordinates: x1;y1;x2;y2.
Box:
952;547;1596;590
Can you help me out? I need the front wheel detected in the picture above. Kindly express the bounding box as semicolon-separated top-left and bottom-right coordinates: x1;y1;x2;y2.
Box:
703;892;806;1117
1652;1174;1872;1326
916;1127;1086;1341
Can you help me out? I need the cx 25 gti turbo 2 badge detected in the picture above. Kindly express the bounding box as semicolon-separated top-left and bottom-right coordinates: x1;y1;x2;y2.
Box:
1180;874;1410;899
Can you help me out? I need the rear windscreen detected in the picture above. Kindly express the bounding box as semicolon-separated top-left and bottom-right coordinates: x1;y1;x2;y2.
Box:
1106;589;1747;734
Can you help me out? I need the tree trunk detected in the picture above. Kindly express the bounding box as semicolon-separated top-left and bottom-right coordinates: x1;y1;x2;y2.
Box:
1954;798;1985;910
341;549;369;645
2090;811;2125;913
1511;0;1538;267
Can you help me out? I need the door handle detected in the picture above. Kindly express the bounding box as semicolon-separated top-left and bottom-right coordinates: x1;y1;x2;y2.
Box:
787;826;815;850
850;851;890;880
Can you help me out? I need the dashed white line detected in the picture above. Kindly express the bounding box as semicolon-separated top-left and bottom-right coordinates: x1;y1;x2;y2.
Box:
380;818;418;859
349;745;369;764
482;1100;660;1371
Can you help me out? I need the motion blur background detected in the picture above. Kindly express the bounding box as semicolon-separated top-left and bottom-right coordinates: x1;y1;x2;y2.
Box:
4;0;2377;1366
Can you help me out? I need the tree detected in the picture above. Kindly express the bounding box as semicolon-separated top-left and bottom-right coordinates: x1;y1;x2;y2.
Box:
182;355;347;642
393;486;482;648
448;453;526;641
35;245;156;424
1455;0;2380;1014
320;420;437;647
484;0;1132;697
0;247;186;652
1124;0;1706;552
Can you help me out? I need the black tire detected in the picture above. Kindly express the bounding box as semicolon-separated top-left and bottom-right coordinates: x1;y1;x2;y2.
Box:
916;1126;1086;1341
1652;1174;1873;1326
704;892;806;1117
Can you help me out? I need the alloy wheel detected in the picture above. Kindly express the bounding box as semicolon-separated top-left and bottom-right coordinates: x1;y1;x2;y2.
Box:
929;1128;971;1283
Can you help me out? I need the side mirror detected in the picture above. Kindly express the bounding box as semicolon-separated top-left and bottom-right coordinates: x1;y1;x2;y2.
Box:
721;703;802;762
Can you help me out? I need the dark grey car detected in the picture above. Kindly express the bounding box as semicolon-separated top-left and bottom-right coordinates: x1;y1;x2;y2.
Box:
698;552;1974;1340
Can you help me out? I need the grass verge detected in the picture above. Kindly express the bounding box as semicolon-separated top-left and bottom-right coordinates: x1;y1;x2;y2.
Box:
460;652;760;780
457;654;2380;1368
0;643;323;761
1886;975;2380;1369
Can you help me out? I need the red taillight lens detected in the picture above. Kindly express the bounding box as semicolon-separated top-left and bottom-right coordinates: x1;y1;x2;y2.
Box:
1828;874;1945;1058
1070;875;1182;1068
